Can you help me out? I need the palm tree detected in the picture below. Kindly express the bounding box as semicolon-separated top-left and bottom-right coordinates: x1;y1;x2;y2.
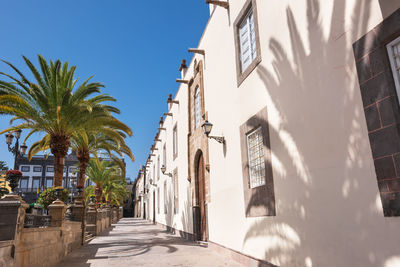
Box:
0;55;131;188
103;173;129;206
71;130;133;191
86;157;124;205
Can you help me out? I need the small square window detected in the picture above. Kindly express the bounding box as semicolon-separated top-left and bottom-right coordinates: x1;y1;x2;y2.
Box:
33;166;42;172
387;36;400;104
47;166;54;172
21;166;30;172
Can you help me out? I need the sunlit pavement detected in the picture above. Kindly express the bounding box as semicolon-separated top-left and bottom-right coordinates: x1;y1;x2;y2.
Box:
58;218;243;267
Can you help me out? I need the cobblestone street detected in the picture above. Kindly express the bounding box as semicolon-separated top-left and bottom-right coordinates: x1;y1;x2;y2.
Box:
58;218;242;267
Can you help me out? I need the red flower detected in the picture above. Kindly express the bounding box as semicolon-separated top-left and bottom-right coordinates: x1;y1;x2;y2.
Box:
6;170;22;176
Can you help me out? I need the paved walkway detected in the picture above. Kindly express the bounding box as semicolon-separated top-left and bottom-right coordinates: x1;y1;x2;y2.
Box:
58;218;243;267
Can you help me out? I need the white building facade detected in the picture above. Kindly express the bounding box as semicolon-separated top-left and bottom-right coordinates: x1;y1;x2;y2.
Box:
139;1;400;266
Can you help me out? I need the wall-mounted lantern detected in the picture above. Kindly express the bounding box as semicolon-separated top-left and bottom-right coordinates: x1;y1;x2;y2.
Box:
161;165;173;177
201;120;225;144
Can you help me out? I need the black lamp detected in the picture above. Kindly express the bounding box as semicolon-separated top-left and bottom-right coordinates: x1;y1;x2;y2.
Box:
201;120;225;144
161;165;172;177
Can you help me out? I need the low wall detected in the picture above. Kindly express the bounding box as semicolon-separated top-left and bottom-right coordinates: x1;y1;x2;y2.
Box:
0;200;123;267
14;221;81;267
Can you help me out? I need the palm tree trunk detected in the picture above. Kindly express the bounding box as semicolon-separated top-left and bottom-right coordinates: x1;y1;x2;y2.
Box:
53;154;65;187
76;150;90;199
50;134;70;188
95;183;103;206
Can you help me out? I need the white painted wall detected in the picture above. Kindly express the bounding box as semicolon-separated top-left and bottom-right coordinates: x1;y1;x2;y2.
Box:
201;1;400;267
143;1;400;266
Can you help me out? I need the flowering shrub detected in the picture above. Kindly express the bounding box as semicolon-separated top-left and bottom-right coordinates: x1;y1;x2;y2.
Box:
5;170;22;176
37;187;69;210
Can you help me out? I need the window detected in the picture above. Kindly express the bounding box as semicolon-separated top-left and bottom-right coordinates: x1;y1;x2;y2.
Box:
153;164;156;181
164;181;167;214
234;0;261;86
173;169;179;214
46;177;53;188
239;9;257;71
194;87;201;128
21;166;30;172
20;177;29;189
239;107;275;217
173;124;178;158
69;167;77;173
247;127;266;188
157;156;160;181
32;177;40;189
163;143;166;167
387;36;400;104
33;166;42;172
46;166;54;172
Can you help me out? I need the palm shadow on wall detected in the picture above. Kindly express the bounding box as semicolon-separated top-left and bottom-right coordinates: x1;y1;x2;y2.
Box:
243;1;400;266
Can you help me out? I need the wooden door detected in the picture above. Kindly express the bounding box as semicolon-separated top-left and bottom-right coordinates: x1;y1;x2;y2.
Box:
196;154;207;241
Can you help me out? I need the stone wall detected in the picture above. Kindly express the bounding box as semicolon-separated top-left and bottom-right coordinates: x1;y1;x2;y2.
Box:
0;196;121;267
13;221;81;267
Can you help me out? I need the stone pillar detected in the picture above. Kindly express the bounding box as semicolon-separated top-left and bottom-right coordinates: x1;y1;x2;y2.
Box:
71;196;85;222
111;207;117;224
85;202;97;236
118;206;123;220
0;194;28;241
48;199;66;227
106;207;111;228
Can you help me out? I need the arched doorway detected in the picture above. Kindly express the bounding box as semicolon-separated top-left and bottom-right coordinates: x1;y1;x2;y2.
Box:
194;151;208;241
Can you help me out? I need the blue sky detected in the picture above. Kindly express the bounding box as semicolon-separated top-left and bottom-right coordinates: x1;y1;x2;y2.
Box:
0;0;210;181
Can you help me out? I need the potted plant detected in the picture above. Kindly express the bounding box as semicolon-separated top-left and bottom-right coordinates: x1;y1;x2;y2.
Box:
5;170;22;194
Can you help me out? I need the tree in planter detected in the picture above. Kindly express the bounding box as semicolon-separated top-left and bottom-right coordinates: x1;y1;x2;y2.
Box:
37;187;69;210
0;55;131;189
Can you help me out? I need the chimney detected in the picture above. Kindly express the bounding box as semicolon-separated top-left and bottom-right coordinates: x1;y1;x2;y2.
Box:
179;59;187;78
